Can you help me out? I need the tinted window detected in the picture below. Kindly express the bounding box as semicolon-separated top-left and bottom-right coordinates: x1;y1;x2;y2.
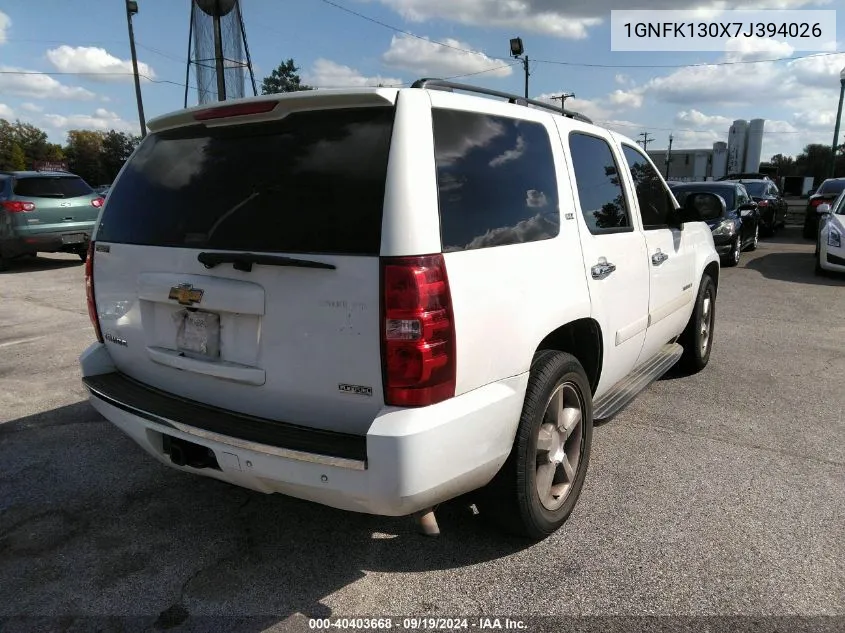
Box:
568;133;631;234
433;109;559;251
737;186;750;206
743;181;767;197
670;187;730;220
621;145;675;229
13;176;93;199
818;179;845;195
97;107;395;255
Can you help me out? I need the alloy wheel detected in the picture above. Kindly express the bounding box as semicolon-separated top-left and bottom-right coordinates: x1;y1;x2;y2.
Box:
535;382;584;512
700;293;713;356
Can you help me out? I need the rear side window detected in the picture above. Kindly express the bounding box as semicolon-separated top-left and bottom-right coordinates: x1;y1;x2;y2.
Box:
97;107;395;255
13;176;93;199
620;144;675;229
568;133;632;234
432;109;559;252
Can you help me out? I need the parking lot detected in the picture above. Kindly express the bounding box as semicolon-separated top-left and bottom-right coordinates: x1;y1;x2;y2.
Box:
1;228;843;629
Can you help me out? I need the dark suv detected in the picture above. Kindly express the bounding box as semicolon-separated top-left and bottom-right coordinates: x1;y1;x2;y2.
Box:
729;178;787;235
0;171;104;270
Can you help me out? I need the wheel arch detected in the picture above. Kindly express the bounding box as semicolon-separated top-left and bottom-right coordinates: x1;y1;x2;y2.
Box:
534;318;603;395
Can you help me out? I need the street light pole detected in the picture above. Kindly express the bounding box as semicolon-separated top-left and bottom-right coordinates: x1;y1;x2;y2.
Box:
829;66;845;178
509;37;529;99
125;0;146;138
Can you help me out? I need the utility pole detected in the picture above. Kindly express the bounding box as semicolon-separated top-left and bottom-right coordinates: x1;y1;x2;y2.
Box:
549;92;575;112
515;55;530;99
665;133;674;178
125;0;146;137
638;132;654;152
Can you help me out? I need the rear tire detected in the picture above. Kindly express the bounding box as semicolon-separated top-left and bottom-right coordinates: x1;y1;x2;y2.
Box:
0;249;9;272
478;351;593;541
77;248;88;263
747;225;759;251
815;257;826;277
679;274;716;375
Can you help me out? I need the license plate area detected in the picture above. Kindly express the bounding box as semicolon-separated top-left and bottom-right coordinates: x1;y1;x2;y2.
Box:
61;233;86;244
173;309;221;358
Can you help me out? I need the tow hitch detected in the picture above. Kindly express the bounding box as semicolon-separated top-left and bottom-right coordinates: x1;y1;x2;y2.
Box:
162;435;221;470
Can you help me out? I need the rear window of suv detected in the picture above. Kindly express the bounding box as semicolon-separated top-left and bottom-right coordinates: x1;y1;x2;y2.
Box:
13;176;93;198
96;107;395;256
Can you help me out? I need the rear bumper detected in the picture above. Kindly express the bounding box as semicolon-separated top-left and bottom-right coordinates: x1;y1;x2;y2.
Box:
1;224;93;255
80;343;527;516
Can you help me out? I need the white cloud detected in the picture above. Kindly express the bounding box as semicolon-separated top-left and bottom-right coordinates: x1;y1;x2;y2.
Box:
723;38;794;62
303;58;402;88
0;103;13;118
490;136;526;167
43;108;137;134
371;0;828;38
535;93;615;122
615;74;632;86
0;65;96;100
46;45;155;82
20;102;43;113
449;213;559;251
526;190;548;208
676;110;733;128
382;34;512;78
0;10;10;44
608;89;644;109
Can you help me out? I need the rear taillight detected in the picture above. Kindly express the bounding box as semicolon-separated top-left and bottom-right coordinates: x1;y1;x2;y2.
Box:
757;199;769;207
381;254;456;407
85;241;103;343
92;197;104;208
1;200;36;213
811;198;825;207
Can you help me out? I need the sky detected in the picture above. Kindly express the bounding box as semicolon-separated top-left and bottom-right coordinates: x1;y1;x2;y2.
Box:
1;0;844;160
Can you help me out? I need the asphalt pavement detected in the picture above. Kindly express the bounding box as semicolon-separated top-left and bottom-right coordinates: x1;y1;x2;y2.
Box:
0;229;843;632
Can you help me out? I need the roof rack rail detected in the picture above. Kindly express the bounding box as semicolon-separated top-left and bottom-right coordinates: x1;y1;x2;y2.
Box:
410;78;593;124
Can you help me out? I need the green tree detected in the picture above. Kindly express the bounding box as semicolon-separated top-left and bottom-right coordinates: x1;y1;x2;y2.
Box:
261;58;313;94
769;153;795;177
100;130;140;183
65;130;106;185
7;143;26;170
12;121;50;166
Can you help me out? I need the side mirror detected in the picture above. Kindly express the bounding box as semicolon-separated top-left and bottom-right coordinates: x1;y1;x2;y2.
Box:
739;202;757;211
740;209;752;217
817;203;831;215
681;192;725;223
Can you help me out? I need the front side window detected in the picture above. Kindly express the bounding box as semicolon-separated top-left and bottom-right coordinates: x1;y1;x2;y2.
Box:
433;109;560;252
621;144;675;229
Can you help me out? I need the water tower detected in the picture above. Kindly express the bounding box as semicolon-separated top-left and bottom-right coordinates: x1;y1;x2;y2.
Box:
727;119;747;175
744;119;765;172
184;0;257;107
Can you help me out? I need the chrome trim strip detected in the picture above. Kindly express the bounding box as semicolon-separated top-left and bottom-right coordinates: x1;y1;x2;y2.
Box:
86;385;368;471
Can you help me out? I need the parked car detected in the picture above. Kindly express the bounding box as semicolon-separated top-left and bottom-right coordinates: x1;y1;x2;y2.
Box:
669;181;760;266
0;170;105;271
804;177;845;239
815;191;845;276
94;185;111;197
729;178;787;235
79;82;720;540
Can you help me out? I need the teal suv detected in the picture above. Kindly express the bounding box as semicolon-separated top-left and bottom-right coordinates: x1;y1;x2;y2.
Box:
0;171;104;271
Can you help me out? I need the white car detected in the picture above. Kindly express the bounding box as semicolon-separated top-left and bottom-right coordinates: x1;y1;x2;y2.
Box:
815;192;845;276
79;81;720;540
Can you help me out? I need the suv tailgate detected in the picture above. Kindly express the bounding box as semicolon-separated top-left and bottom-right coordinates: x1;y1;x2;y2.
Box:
92;103;396;435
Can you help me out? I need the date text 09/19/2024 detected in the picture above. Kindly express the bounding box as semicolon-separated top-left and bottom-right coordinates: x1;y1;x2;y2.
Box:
308;618;528;630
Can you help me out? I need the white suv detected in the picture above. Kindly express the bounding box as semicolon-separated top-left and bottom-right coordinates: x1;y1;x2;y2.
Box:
80;81;720;540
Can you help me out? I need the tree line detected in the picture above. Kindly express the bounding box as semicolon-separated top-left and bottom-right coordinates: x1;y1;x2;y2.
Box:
765;144;845;183
0;119;140;187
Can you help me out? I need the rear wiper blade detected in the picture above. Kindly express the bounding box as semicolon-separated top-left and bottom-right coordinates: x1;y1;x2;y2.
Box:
197;251;336;272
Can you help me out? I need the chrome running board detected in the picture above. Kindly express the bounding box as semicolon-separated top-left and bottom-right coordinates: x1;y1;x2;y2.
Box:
593;342;683;421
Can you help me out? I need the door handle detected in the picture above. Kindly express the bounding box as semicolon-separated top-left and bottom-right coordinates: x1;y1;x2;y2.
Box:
652;249;669;266
591;257;616;280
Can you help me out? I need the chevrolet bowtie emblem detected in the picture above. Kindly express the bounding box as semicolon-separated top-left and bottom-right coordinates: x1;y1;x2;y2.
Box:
168;283;204;306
